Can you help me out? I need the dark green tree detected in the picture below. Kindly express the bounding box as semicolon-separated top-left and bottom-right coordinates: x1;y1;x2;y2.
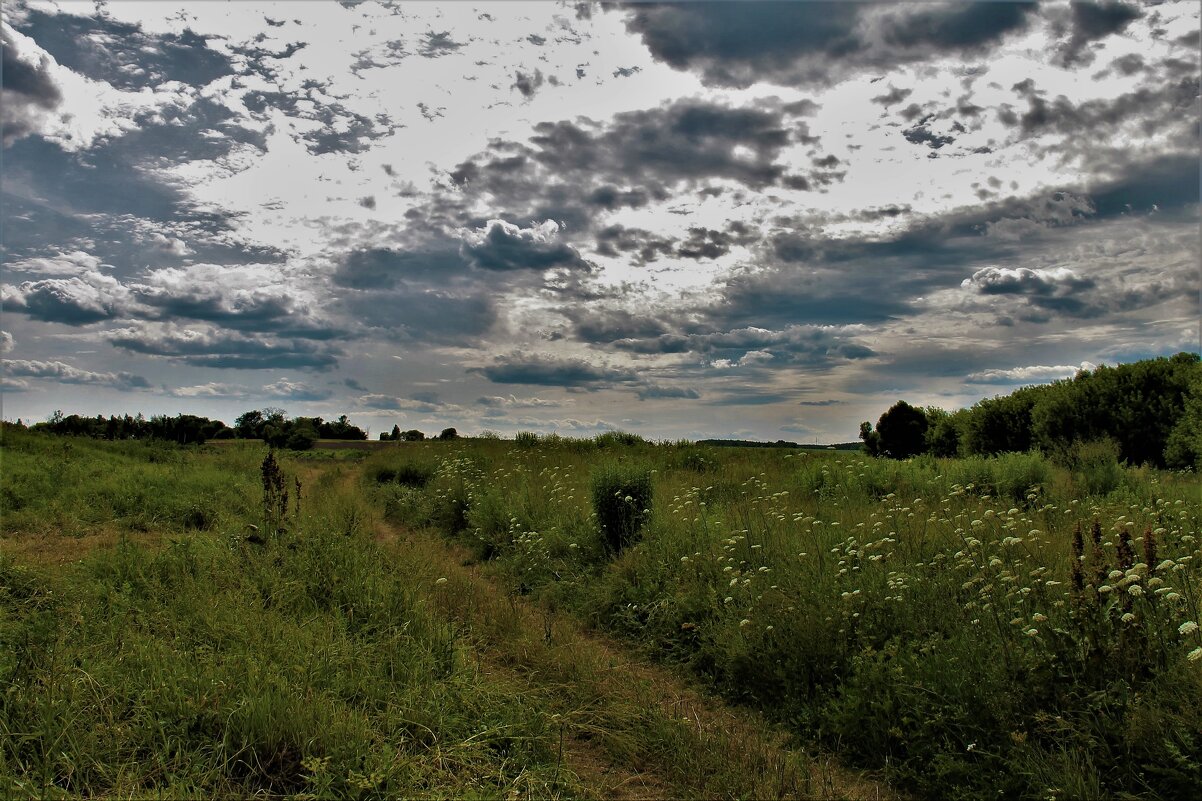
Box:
876;401;929;459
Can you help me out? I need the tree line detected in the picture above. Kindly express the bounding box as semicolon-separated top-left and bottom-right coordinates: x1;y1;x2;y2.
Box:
859;352;1201;469
15;408;370;449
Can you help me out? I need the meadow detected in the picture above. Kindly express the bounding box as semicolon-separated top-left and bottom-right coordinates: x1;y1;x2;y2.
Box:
2;424;1200;799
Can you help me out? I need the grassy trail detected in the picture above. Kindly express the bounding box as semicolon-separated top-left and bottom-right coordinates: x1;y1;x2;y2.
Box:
373;517;893;801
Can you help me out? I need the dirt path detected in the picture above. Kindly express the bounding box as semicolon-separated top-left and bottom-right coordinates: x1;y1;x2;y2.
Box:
374;521;894;801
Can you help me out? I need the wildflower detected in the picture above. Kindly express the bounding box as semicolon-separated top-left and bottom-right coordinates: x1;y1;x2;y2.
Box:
1032;613;1047;623
1025;628;1039;637
739;618;751;628
1180;621;1199;636
435;577;448;585
1121;612;1136;623
723;596;733;604
1189;648;1202;662
1128;585;1144;597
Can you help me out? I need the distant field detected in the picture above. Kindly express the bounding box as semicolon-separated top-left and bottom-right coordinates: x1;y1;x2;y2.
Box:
2;426;1199;799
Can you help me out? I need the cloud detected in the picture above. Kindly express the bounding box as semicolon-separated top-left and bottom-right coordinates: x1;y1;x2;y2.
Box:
3;358;150;391
964;266;1095;296
3;250;104;276
9;5;233;91
2;272;130;325
636;384;700;401
334;244;469;289
511;69;544;98
342;286;497;345
619;2;1037;88
167;382;250;399
475;394;563;409
108;324;341;370
1058;1;1142;66
448;99;805;227
262;378;333;401
131;263;343;339
967;362;1097;384
1;21;63;146
461;220;590;272
0;331;13;353
242;86;401;155
470;352;637;388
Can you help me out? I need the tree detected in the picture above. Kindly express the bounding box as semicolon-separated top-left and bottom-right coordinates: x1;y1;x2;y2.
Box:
876;400;928;459
859;421;881;456
924;407;962;457
234;410;265;439
438;427;458;440
402;429;425;441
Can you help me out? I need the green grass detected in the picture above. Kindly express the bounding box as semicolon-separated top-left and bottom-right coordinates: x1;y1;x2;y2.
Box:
5;425;1199;799
367;437;1202;799
0;429;585;798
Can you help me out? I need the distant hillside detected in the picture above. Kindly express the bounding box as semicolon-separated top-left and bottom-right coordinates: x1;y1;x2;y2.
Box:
696;438;801;449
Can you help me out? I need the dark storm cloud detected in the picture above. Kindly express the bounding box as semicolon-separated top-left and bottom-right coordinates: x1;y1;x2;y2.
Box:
334;245;469;289
610;325;876;368
448;99;803;226
470;352;637;388
342;287;498;345
676;225;757;260
108;325;341;370
1058;1;1143;66
703;388;800;407
566;308;669;343
593;225;675;263
461;220;590;272
3;359;151;391
1010;76;1199;139
512;69;544;98
619;1;1036;88
10;4;233;90
636;384;700;400
902;124;955;150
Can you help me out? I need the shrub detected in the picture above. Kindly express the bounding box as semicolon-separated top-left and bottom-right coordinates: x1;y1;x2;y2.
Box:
594;431;645;448
590;463;652;554
514;431;540;448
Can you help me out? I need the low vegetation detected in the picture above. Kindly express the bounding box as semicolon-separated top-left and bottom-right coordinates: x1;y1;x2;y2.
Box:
3;351;1199;799
369;434;1201;799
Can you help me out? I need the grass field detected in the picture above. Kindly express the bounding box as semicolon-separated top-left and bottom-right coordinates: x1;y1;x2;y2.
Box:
2;424;1200;799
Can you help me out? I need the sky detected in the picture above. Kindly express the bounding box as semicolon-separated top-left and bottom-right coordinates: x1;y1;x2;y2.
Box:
1;0;1198;442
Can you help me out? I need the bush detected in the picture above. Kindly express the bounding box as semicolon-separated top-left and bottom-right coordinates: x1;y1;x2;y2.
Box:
590;463;652;554
514;431;540;448
1063;438;1125;496
594;431;645;448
